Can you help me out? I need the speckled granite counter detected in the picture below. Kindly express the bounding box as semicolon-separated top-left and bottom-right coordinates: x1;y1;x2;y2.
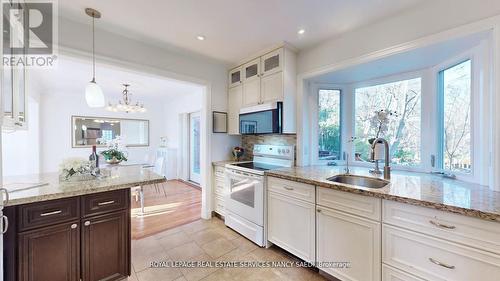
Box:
266;166;500;222
2;165;166;206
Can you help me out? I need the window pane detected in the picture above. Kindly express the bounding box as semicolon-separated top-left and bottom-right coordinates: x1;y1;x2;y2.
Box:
354;78;421;166
442;60;471;173
318;89;341;160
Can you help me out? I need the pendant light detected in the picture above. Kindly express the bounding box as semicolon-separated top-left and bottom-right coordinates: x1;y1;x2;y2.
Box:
85;8;105;108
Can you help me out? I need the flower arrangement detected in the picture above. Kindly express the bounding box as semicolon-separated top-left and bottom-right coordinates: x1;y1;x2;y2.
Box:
59;157;96;181
232;146;245;161
100;136;128;164
369;109;398;142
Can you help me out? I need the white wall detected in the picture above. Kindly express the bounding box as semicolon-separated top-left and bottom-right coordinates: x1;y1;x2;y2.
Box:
298;0;500;75
164;91;203;149
39;93;165;173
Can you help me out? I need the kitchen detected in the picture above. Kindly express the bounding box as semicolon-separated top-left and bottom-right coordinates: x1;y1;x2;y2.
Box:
2;1;500;281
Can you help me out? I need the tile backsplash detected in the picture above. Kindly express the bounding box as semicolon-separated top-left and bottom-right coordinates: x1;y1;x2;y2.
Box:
240;134;297;161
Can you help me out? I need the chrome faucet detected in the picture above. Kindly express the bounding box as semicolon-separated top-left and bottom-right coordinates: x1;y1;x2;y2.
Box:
370;138;391;180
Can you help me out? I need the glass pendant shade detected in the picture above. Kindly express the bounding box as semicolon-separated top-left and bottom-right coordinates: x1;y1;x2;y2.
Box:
85;81;105;108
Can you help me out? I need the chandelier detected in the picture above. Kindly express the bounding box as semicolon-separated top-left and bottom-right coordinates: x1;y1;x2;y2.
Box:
106;84;147;113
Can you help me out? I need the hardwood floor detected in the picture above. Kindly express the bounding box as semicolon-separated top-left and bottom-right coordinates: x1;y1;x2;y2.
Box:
131;180;202;239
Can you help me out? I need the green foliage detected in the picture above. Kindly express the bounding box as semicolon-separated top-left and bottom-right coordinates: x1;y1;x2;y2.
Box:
101;149;128;161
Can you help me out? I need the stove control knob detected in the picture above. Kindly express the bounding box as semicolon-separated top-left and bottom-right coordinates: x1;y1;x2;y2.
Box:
278;149;282;154
286;149;290;153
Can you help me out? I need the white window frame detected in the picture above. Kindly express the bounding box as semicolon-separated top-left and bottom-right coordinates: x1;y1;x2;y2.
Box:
433;46;486;184
310;83;346;165
350;70;427;173
310;45;490;184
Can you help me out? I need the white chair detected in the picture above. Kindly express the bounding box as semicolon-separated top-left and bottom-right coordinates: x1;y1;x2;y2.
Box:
134;157;166;215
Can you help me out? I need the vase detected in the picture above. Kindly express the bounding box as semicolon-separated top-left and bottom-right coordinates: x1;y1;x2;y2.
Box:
105;157;122;165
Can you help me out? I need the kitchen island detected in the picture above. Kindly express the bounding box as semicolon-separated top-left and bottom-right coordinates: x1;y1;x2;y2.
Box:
2;165;166;281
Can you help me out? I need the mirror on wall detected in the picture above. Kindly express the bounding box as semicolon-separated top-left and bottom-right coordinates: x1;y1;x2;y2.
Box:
72;116;149;147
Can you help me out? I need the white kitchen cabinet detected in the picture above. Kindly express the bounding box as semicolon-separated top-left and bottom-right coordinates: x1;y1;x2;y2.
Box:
212;165;227;216
268;190;315;263
317;206;381;281
383;225;500;281
260;71;283;104
227;46;297;133
227;85;243;135
261;48;283;77
382;265;425;281
229;67;243;88
242;58;261;107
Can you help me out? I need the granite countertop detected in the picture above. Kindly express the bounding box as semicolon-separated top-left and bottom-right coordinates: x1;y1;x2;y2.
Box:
2;165;166;206
266;166;500;222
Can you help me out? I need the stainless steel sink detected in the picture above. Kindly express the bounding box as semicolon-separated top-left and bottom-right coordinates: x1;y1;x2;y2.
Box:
326;174;389;189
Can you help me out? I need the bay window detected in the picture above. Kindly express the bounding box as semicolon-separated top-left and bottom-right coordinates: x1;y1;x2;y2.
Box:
354;78;422;166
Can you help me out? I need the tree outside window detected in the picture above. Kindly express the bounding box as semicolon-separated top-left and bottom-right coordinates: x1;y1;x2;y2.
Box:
354;78;421;166
318;89;341;160
441;60;472;173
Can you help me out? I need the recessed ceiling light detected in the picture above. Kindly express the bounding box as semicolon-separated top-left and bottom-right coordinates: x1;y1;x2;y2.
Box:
297;29;305;35
196;35;206;41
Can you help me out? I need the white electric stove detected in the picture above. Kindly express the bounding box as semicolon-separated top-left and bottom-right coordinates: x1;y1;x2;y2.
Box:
224;144;294;246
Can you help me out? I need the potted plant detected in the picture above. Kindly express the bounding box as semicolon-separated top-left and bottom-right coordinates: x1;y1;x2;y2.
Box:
101;136;128;164
369;109;398;145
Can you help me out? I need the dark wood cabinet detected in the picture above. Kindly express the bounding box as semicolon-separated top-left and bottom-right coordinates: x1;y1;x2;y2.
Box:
82;211;129;281
4;189;131;281
18;221;80;281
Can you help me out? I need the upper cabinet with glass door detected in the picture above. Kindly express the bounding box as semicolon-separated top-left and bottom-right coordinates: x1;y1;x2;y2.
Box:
261;48;283;77
226;46;297;134
2;2;28;130
229;67;243;88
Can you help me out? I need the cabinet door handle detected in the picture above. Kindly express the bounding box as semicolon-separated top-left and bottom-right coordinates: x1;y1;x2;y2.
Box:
283;186;294;191
429;257;455;269
97;200;115;206
317;209;321;213
429;220;456;229
1;215;8;234
71;223;78;229
40;210;62;217
84;221;91;227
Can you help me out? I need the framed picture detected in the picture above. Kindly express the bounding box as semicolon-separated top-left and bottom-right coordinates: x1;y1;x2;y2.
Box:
213;111;228;133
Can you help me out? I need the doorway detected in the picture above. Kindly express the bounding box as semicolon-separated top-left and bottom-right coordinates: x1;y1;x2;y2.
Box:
189;111;201;184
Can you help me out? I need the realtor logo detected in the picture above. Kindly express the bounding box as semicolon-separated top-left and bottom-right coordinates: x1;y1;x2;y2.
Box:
3;0;58;68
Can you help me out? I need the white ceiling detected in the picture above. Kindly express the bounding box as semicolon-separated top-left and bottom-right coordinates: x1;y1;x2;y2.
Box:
311;31;490;84
58;0;425;64
31;56;203;102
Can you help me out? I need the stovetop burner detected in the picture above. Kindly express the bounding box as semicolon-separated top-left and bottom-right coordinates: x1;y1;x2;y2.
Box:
231;162;283;171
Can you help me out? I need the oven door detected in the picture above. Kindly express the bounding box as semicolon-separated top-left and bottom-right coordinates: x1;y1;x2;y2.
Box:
225;169;263;226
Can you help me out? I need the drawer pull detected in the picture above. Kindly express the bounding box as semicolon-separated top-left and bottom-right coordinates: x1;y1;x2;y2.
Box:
40;210;62;217
429;220;456;229
317;209;321;213
97;200;115;206
71;223;78;229
84;221;91;227
429;257;455;269
283;186;294;191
